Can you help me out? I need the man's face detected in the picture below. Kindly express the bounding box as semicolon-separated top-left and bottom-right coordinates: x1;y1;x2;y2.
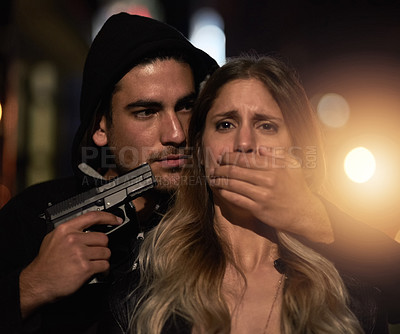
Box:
93;59;195;191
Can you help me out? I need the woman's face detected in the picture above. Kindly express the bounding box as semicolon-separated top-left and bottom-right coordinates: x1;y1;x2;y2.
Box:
202;78;292;176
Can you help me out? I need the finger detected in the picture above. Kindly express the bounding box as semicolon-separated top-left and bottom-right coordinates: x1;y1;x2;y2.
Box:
219;152;263;168
212;183;260;215
58;211;123;232
85;246;111;261
52;228;109;248
79;231;110;247
90;260;110;275
210;176;268;202
219;151;284;170
259;146;302;168
212;164;274;186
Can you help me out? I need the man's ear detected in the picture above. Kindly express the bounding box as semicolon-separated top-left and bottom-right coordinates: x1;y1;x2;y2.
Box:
92;115;108;147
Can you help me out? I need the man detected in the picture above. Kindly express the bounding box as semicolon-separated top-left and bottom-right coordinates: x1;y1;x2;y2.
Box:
0;13;218;334
0;12;398;334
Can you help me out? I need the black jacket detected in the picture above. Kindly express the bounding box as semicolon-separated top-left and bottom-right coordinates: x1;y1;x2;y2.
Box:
0;176;140;334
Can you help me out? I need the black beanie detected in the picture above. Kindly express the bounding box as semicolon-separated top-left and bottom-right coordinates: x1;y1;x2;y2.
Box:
71;12;219;174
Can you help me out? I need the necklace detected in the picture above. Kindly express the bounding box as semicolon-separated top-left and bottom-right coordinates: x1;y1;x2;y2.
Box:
263;272;285;333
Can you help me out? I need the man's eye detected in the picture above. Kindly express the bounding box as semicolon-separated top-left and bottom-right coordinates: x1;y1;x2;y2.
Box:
216;121;234;130
177;102;194;112
133;109;156;118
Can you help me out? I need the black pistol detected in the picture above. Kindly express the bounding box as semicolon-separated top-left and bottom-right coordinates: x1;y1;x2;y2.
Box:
43;163;157;234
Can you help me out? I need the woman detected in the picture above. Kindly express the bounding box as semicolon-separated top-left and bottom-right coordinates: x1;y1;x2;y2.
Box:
125;55;372;333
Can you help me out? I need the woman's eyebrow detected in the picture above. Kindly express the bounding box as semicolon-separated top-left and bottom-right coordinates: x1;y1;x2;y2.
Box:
211;110;283;123
211;110;239;118
252;112;284;123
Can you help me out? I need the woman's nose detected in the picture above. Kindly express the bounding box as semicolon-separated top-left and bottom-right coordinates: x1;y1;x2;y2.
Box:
234;126;256;153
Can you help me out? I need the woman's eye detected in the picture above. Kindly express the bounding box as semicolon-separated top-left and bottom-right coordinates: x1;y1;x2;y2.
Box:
216;121;234;130
261;122;278;132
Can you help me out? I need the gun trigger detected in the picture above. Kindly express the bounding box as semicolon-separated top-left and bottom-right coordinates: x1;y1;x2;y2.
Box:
110;206;126;222
87;206;127;234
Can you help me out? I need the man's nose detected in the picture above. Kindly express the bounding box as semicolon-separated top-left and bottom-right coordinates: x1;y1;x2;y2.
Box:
160;112;186;146
234;126;256;153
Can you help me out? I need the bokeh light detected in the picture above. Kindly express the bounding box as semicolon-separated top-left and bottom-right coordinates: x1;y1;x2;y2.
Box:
344;147;376;183
317;93;350;128
92;1;159;40
190;8;226;66
324;132;400;238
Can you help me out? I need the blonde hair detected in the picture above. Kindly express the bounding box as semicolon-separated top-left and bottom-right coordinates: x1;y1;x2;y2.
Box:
127;55;364;334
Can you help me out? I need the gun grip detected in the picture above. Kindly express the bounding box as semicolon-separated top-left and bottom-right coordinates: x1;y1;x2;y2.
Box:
87;201;138;284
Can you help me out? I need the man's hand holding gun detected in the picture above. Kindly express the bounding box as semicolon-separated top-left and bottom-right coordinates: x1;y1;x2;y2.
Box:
19;163;156;319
